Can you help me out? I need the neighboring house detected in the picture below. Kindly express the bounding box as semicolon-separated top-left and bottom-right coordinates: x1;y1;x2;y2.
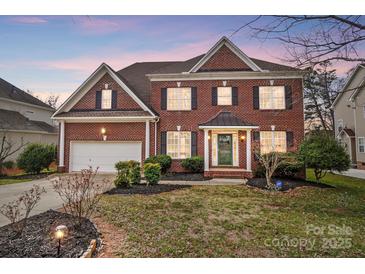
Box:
0;77;58;161
332;64;365;169
53;37;305;178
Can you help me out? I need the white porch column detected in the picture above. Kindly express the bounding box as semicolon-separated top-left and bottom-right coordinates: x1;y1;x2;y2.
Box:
246;129;252;171
145;121;150;159
59;120;65;167
204;129;209;171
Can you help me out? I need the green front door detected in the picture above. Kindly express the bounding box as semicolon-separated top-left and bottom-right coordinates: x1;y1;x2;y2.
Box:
218;134;233;165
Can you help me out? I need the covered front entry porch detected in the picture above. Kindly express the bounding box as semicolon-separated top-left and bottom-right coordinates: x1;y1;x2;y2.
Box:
199;112;259;178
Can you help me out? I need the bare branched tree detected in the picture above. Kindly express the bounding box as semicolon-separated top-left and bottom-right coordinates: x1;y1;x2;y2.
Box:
304;62;344;131
44;95;59;109
0;133;27;175
232;16;365;68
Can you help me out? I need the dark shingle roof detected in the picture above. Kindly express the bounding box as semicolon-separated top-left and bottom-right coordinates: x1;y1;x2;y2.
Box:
0;77;54;109
199;111;257;127
114;55;300;108
0;109;57;133
117;62;177;107
342;128;355;137
55;110;150;118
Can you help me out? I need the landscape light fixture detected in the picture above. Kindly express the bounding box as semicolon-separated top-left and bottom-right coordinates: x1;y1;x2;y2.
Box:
55;225;68;257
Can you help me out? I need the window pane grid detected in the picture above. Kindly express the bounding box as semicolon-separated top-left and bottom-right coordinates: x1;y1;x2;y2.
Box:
167;131;191;159
260;131;287;154
167;88;191;110
101;89;112;109
359;137;365;153
259;86;285;110
217;87;232;105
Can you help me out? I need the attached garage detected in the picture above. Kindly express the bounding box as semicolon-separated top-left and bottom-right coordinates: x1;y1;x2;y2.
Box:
70;141;142;172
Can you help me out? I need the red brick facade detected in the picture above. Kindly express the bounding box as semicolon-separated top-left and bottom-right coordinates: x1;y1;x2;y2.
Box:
58;41;304;178
198;45;252;72
63;122;146;172
72;73;142;110
150;78;304;174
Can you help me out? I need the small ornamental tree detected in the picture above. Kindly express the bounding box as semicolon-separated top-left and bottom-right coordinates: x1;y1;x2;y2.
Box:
298;132;351;183
255;151;283;190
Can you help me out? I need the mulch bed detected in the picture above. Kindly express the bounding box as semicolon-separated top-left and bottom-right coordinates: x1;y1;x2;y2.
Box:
161;172;208;181
106;184;191;195
0;210;99;258
246;177;333;191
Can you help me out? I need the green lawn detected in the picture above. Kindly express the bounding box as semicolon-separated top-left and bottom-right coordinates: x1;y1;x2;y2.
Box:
98;170;365;257
0;178;33;186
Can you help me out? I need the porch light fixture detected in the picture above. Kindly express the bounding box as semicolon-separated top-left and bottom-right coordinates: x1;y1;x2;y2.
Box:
240;135;246;142
55;225;68;257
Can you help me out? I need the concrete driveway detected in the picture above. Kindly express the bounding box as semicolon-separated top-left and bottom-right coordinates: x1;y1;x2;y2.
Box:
0;177;63;227
336;168;365;180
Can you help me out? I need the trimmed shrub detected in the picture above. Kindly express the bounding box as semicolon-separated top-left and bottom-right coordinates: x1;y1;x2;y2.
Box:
114;161;130;187
253;153;303;179
128;160;141;184
144;163;161;185
114;160;142;188
181;156;204;173
144;155;172;174
17;143;56;174
275;153;303;178
1;160;15;169
253;165;265;178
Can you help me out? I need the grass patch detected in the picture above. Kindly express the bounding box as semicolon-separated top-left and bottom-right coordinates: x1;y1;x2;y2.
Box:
98;169;365;257
0;178;33;186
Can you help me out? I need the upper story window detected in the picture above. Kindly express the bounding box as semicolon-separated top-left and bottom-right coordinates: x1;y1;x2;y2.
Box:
217;87;232;105
259;86;285;110
167;88;191;111
167;131;191;159
358;137;365;153
101;89;112;109
260;131;287;154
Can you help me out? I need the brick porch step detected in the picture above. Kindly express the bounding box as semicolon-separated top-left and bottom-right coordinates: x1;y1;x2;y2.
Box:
205;168;253;179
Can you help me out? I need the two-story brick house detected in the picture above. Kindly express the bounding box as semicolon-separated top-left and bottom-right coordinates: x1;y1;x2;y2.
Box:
53;37;305;178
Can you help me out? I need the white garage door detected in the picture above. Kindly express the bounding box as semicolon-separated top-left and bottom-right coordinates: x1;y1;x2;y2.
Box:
70;142;142;172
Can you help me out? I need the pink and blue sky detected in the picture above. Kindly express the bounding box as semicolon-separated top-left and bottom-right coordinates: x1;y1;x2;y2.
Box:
0;16;357;104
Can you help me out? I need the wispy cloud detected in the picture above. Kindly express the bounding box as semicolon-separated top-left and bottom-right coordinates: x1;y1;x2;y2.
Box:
9;16;48;24
71;16;142;35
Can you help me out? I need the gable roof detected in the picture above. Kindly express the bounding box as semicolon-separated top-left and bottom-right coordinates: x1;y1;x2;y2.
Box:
199;111;258;128
189;36;262;72
331;64;365;108
0;109;57;133
53;63;157;118
0;77;53;110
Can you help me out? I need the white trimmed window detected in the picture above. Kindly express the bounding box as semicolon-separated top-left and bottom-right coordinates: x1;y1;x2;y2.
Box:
217;87;232;105
260;131;287;154
167;131;191;159
101;89;112;109
358;137;365;153
259;86;285;109
167;88;191;110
